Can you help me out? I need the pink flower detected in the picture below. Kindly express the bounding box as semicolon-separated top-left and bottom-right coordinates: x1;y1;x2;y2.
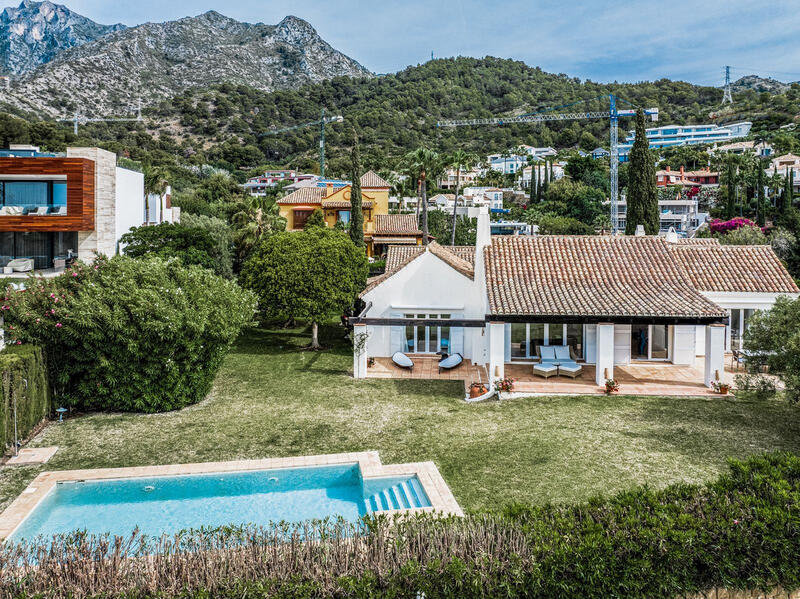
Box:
50;309;56;315
72;272;78;277
15;340;21;345
733;519;740;525
55;323;62;328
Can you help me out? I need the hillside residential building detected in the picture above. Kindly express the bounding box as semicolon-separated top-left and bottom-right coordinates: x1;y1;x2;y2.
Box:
244;170;315;196
615;189;708;235
591;147;610;160
656;166;719;187
487;146;557;175
712;140;773;157
277;171;421;256
353;210;798;390
618;122;752;161
439;167;480;189
0;145;145;272
769;154;800;193
462;187;504;210
519;163;565;188
144;185;180;225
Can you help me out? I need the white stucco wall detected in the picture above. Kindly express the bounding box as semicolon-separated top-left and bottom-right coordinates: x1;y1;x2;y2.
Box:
115;167;145;248
362;250;486;363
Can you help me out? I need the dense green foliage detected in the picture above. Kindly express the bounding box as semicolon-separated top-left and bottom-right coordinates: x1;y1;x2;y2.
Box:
120;222;226;276
240;229;368;347
626;109;659;234
0;345;49;453
4;257;255;413
180;213;235;278
745;296;800;403
427;210;477;245
4;451;800;598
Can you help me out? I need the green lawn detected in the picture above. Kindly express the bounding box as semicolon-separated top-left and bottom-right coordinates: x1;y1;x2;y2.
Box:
2;324;800;513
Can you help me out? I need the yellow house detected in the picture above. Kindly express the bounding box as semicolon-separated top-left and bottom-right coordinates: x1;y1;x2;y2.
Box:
277;171;422;256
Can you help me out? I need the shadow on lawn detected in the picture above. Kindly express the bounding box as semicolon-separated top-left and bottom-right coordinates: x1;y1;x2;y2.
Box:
235;325;352;357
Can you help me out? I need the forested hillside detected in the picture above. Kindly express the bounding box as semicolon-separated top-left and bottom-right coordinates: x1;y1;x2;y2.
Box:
1;57;799;186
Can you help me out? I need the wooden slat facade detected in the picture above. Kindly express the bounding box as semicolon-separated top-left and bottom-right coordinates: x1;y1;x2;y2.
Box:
0;157;95;232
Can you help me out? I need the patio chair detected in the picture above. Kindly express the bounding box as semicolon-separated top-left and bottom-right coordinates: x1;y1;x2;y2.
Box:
557;362;583;378
538;346;557;364
533;362;557;378
438;353;463;373
391;351;414;371
31;206;49;216
6;258;33;272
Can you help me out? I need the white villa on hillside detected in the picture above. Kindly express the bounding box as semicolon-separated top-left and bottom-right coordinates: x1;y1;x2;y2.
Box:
352;210;798;391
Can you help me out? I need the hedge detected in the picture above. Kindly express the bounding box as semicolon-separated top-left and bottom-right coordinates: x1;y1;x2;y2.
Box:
2;451;799;598
0;344;50;454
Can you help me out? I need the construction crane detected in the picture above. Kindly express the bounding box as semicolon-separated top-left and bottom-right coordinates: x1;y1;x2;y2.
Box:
437;94;658;232
260;108;344;178
59;101;142;135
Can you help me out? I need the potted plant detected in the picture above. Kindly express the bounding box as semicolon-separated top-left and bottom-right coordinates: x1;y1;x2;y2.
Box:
712;381;730;395
604;378;620;395
469;382;488;398
495;377;515;393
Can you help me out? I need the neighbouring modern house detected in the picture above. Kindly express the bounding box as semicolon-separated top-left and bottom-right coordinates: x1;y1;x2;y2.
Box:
244;170;315;196
144;185;180;225
591;147;610;160
439;166;481;189
768;154;800;193
487;146;558;175
618;122;752;161
656;166;719;187
711;140;773;158
462;187;504;210
352;209;798;389
277;171;422;257
0;145;145;272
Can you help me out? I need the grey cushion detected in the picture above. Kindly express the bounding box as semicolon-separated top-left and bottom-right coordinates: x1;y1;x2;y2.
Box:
533;362;557;373
558;362;582;373
554;346;571;360
391;352;414;368
439;353;463;369
538;346;556;361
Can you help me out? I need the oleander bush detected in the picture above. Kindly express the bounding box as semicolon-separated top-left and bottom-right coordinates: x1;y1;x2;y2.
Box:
2;452;799;598
3;256;255;413
0;344;49;453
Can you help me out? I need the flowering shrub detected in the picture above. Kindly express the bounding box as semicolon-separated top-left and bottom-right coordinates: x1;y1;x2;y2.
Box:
494;377;515;392
4;256;256;413
604;378;620;394
709;217;760;234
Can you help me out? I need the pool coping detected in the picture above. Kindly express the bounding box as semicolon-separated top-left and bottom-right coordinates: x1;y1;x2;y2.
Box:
0;451;463;540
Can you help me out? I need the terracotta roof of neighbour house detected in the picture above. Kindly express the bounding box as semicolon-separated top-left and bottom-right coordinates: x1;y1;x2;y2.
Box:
360;171;391;188
667;242;799;294
675;237;718;245
362;243;475;296
385;245;475;271
484;235;727;319
277;186;325;205
374;214;421;235
321;200;373;209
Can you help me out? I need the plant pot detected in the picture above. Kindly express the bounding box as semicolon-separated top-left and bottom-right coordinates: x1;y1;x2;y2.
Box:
717;384;730;395
469;383;488;398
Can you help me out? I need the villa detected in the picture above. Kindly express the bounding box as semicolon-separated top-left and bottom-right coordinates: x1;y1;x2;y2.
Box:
0;145;145;272
352;209;798;394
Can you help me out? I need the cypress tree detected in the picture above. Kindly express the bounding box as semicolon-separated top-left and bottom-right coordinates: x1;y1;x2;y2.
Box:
348;128;365;248
787;168;795;213
725;160;736;219
756;161;766;227
549;160;554;185
625;109;659;235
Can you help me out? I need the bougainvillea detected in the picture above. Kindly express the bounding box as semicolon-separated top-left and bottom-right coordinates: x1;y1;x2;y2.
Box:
709;217;761;234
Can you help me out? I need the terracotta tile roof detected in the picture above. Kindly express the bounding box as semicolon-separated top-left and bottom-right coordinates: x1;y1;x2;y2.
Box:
277;186;324;205
428;242;474;280
360;170;391;188
668;242;799;293
374;214;421;235
485;235;727;319
372;237;419;245
385;245;475;271
321;200;373;209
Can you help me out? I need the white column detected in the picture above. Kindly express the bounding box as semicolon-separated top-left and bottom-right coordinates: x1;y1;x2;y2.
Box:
487;321;505;382
596;323;615;386
704;323;726;388
672;325;696;365
353;323;368;379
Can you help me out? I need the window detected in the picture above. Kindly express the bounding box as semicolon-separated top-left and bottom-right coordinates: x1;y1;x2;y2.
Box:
510;323;527;358
547;323;564;345
566;324;583;358
292;209;313;229
53;182;67;207
337;210;351;223
530;324;545;356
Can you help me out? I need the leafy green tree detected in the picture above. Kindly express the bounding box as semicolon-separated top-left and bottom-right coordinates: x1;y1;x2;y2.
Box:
5;256;255;412
304;208;325;230
426;210;477;245
231;195;286;267
540;178;605;223
348;128;365;248
446;149;478;245
181;213;235;278
120;223;222;274
745;296;800;403
626;109;659;234
240;228;368;349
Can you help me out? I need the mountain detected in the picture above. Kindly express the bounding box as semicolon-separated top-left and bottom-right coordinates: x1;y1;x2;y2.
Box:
0;0;125;75
730;75;796;94
2;10;372;117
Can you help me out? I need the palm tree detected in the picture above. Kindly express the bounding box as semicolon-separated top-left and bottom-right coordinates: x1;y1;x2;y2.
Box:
231;195;286;263
143;166;170;223
403;147;442;246
446;149;478;245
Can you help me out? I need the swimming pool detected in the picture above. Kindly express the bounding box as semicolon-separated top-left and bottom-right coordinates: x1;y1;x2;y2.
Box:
8;462;432;542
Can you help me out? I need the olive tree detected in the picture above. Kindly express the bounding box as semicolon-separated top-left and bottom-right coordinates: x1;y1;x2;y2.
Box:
240;228;368;349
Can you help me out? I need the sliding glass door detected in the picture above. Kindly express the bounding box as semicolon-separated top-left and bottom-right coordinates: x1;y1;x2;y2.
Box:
508;323;583;361
403;314;451;353
630;324;669;361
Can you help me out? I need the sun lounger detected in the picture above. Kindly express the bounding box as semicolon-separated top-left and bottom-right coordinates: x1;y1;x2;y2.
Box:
6;258;33;272
438;353;463;373
391;351;414;371
557;362;583;378
533;362;558;378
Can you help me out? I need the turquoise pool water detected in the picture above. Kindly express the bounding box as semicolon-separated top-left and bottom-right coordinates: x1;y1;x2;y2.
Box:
9;464;431;542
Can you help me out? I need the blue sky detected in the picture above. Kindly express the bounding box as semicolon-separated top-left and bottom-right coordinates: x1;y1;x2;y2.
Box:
6;0;800;85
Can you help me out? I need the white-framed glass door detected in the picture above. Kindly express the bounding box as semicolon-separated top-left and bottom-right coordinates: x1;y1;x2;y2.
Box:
403;313;451;353
631;324;669;361
507;323;582;361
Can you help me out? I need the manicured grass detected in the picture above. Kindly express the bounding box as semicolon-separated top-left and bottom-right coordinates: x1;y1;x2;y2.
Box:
2;323;800;513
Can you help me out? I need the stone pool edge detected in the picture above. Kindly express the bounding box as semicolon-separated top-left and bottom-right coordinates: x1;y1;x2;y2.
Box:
0;451;463;540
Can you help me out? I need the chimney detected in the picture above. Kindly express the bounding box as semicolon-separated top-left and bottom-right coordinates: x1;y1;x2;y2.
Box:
476;206;491;252
680;166;685;175
635;224;645;237
665;165;670;172
325;183;334;198
665;227;678;243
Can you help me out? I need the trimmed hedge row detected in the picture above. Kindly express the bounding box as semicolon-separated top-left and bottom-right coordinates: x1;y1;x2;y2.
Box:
0;344;49;454
3;452;800;598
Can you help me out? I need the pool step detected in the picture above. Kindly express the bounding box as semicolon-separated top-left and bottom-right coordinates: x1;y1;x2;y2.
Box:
363;479;427;513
